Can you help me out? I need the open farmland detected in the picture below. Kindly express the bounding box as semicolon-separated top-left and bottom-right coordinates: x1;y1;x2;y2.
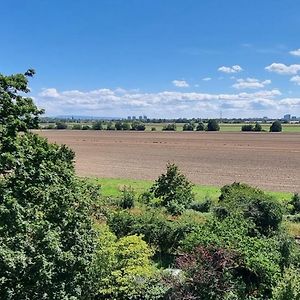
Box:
39;130;300;192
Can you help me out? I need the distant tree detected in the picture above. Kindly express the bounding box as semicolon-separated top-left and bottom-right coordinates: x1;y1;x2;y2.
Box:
55;121;68;129
270;120;282;132
162;123;176;131
206;119;220;131
115;121;123;130
196;122;206;131
182;123;195;131
254;122;262;132
82;125;90;130
92;121;103;130
122;122;131;130
131;122;146;131
106;122;115;130
72;124;82;130
241;124;253;132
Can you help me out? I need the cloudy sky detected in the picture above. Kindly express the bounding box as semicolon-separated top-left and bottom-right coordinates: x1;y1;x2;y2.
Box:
1;0;300;118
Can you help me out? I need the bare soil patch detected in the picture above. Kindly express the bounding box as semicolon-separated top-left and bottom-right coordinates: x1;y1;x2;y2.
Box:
38;130;300;192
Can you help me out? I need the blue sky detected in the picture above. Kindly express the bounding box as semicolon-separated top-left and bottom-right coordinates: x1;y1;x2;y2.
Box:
1;0;300;118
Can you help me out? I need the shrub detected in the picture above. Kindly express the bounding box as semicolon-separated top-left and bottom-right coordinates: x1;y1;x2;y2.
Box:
289;193;300;214
55;121;68;129
92;121;103;130
196;122;206;131
119;186;135;209
82;124;90;130
162;123;176;131
150;163;194;215
44;124;55;129
254;122;262;132
122;122;131;130
151;127;156;131
72;124;82;130
270;121;282;132
106;122;115;130
182;123;195;131
219;183;283;235
190;197;212;212
115;121;123;130
131;122;146;131
241;124;253;131
207;119;220;131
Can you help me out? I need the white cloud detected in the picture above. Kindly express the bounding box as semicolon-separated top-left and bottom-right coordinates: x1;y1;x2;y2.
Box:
232;78;271;89
290;75;300;85
172;80;189;87
265;63;300;75
202;77;212;81
218;65;243;73
290;49;300;56
279;98;300;106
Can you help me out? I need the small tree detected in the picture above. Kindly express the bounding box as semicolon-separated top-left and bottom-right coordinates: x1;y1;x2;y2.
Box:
254;122;262;132
241;124;253;132
150;163;194;215
55;121;68;129
270;121;282;132
182;123;195;131
115;121;123;130
162;123;176;131
92;121;103;130
196;122;205;131
207;119;220;131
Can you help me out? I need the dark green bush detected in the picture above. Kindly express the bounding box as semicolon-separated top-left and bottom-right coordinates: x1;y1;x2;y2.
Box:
55;122;68;129
241;124;253;131
190;198;212;212
270;121;282;132
119;186;135;209
72;124;82;130
162;123;176;131
106;122;115;130
206;119;220;131
196;122;206;131
131;122;146;131
254;122;262;132
289;193;300;214
92;121;103;130
82;125;90;130
182;123;195;131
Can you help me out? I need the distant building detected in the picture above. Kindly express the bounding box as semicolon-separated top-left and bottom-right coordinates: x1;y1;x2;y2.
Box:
139;115;143;120
132;116;136;120
143;115;147;120
284;114;291;121
127;116;132;120
291;116;297;121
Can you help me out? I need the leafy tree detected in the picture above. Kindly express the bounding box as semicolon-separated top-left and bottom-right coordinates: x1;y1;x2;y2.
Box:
150;163;194;215
241;124;253;131
206;119;220;131
289;193;300;214
119;186;135;209
0;71;97;299
254;122;262;132
270;121;282;132
122;122;131;130
106;121;115;130
72;123;82;130
92;121;103;130
92;227;157;299
196;122;206;131
162;123;176;131
131;122;146;131
115;121;123;130
82;124;90;130
55;121;68;129
182;123;195;131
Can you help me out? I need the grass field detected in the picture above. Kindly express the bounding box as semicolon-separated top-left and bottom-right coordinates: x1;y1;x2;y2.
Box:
87;177;293;202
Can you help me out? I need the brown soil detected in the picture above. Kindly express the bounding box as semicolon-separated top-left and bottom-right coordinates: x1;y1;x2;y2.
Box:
38;130;300;192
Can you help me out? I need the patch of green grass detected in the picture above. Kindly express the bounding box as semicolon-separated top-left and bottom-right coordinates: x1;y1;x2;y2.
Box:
85;177;292;202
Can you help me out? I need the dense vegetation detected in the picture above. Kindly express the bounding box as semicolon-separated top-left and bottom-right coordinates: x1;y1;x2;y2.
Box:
1;70;299;299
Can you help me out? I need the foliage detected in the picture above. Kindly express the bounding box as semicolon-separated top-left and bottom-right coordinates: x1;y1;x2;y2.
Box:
254;122;262;132
182;123;195;131
272;268;300;300
168;246;243;300
82;125;91;130
106;122;115;130
0;69;44;174
72;123;82;130
151;127;157;131
289;193;300;214
162;123;176;131
219;183;283;235
196;122;206;131
55;121;68;129
92;121;103;130
207;119;220;131
150;163;195;215
241;124;254;132
92;226;158;299
270;121;282;132
119;186;135;209
131;122;146;131
190;197;212;213
180;215;290;298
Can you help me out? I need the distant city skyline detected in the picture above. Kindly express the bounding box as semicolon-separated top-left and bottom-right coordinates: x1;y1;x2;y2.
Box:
1;0;300;118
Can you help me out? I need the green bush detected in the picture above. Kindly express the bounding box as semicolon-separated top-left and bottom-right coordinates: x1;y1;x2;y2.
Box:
151;127;156;131
55;121;68;129
289;193;300;214
196;122;206;131
72;123;82;130
241;124;253;131
254;122;262;132
82;124;90;130
182;123;195;131
131;122;146;131
92;121;103;130
207;119;220;131
270;121;282;132
119;186;135;209
162;123;176;131
106;122;115;130
150;163;194;215
190;197;212;212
